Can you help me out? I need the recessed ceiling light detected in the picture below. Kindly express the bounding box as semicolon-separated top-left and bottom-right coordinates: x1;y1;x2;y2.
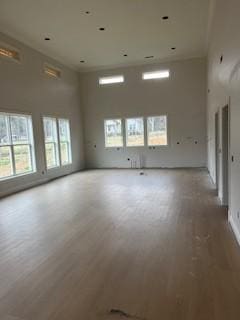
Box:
145;56;154;59
44;37;51;41
162;16;169;20
80;60;85;63
99;27;105;31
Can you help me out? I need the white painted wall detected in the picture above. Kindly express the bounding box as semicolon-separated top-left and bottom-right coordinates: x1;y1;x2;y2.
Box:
207;0;240;244
80;58;207;169
0;32;85;197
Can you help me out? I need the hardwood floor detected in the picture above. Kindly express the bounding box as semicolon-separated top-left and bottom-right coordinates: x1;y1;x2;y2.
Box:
0;169;240;320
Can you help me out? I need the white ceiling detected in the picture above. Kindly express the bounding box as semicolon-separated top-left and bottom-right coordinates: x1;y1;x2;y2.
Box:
0;0;211;71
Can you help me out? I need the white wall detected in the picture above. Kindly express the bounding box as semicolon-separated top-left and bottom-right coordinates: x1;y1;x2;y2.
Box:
207;0;240;244
80;58;207;169
0;32;85;197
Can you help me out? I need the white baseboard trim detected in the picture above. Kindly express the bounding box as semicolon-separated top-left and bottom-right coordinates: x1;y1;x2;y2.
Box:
229;214;240;247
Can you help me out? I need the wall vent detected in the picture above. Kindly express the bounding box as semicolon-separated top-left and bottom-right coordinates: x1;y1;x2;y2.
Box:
44;64;61;79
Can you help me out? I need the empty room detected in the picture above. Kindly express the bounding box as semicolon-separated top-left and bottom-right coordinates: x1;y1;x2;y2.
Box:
0;0;240;319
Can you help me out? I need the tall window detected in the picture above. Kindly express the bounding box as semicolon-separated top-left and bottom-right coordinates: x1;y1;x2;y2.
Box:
58;119;72;165
104;119;123;147
43;117;59;169
43;117;72;169
126;118;144;147
0;112;35;179
147;116;168;146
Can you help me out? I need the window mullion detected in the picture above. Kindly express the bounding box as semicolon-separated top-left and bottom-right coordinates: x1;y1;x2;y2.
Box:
66;141;70;163
29;144;33;172
10;144;16;175
56;120;62;166
7;116;16;176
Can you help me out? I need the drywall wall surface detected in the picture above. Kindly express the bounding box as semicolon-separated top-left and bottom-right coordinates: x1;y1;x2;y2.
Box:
80;58;207;169
0;32;85;197
207;0;240;240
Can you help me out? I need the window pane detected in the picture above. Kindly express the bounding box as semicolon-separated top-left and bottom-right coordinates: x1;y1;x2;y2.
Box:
60;142;69;165
147;116;168;146
59;119;69;141
58;119;72;165
14;145;32;175
43;117;59;168
45;143;57;168
0;115;10;145
104;119;123;147
43;117;57;142
126;118;144;146
10;116;29;144
0;146;13;178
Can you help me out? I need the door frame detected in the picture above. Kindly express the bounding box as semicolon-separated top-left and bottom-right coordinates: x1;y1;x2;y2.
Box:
215;111;219;191
221;104;230;206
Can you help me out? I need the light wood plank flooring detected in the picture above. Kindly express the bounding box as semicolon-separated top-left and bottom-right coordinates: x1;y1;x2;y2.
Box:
0;169;240;320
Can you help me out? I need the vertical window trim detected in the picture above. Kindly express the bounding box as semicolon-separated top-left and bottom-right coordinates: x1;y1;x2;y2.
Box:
104;118;124;148
125;117;145;147
147;115;169;147
0;111;36;180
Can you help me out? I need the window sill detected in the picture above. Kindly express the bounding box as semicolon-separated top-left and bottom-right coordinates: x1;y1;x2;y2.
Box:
46;163;72;171
0;170;36;182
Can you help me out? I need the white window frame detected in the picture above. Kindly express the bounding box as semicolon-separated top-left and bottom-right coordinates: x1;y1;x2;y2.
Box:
43;116;72;170
0;111;36;181
58;118;72;165
44;63;61;79
147;115;168;147
104;119;124;148
99;75;124;85
43;117;60;169
125;117;145;147
0;41;21;64
142;70;170;80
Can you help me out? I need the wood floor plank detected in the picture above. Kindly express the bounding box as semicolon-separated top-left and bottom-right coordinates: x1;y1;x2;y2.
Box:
0;169;240;320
